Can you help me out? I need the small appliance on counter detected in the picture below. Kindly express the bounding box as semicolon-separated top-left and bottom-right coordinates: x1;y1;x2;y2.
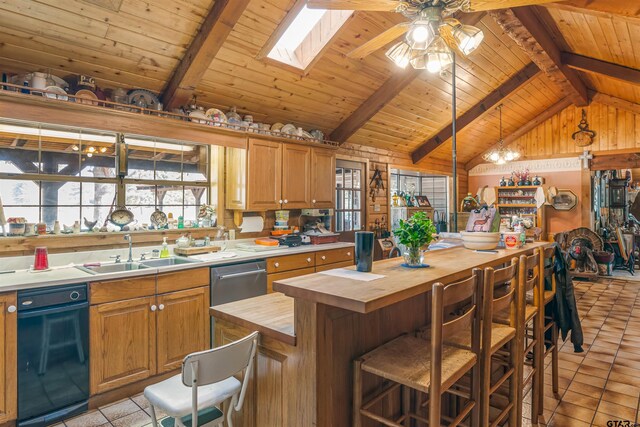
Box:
276;233;303;247
301;208;339;244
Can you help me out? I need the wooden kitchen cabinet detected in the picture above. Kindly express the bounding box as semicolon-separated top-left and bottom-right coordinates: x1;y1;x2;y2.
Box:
0;292;17;423
281;144;311;208
267;267;315;294
247;138;282;211
156;286;210;373
90;296;157;395
311;148;336;208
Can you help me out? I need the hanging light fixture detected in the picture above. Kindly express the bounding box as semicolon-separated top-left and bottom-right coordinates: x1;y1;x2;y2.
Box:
483;105;520;165
425;37;453;73
405;19;436;50
385;41;412;69
452;23;484;55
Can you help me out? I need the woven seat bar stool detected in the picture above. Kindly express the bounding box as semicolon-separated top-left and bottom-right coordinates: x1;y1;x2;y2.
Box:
352;269;482;427
517;252;543;427
480;258;520;427
536;246;559;415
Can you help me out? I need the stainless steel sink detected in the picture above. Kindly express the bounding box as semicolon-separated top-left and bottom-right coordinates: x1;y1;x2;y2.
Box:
76;262;150;275
141;257;200;267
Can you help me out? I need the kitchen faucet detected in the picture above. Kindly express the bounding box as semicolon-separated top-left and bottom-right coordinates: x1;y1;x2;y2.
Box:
124;234;133;263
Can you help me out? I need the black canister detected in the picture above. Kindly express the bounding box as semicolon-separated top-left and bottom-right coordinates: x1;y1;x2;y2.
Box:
355;231;374;272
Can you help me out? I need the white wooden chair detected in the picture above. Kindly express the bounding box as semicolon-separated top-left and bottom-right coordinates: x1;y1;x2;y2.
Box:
144;331;259;427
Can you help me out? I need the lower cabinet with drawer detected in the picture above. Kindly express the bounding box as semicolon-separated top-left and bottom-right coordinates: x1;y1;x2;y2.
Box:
266;246;355;293
89;268;210;395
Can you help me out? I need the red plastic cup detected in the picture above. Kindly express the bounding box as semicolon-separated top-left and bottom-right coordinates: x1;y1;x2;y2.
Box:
34;247;49;271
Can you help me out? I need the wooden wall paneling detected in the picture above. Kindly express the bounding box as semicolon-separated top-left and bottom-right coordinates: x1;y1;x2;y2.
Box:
367;161;389;232
162;0;253;109
411;62;540;163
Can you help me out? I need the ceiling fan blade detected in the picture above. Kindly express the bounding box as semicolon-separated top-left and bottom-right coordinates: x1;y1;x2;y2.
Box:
306;0;398;11
467;0;560;11
347;23;409;59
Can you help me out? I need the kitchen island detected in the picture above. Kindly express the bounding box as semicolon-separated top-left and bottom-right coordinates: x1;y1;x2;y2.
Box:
210;241;550;427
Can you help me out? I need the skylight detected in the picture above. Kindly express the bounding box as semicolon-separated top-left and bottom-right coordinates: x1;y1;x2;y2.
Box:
266;6;352;71
274;6;326;51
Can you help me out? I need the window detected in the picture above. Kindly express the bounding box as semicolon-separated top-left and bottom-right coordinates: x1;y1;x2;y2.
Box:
266;5;352;70
0;120;211;230
390;170;449;219
335;160;363;232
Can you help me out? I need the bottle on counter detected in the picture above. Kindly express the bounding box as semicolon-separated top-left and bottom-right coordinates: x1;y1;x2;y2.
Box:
160;237;170;258
177;215;184;229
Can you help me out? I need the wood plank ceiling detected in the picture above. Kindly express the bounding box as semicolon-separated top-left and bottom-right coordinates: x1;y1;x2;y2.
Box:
0;0;637;168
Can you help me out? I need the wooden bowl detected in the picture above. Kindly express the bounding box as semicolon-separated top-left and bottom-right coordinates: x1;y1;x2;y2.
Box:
460;232;501;250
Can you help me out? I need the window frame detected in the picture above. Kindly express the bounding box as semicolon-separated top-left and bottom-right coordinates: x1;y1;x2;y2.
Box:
390;171;449;219
335;160;364;233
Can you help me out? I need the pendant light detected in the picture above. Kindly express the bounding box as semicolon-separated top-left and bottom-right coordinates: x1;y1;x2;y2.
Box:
452;24;484;55
483;105;520;165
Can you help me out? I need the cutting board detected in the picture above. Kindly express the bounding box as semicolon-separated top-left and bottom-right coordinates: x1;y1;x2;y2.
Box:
173;246;221;256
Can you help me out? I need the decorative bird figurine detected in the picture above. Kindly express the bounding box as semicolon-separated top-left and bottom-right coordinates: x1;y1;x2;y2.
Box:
84;217;98;231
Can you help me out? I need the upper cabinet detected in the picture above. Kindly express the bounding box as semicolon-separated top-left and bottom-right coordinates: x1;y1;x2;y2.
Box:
282;144;311;209
226;138;335;211
311;148;336;208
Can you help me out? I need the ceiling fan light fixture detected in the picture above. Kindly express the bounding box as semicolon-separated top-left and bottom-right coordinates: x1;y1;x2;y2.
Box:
425;37;452;73
385;41;412;69
453;24;484;55
405;20;436;50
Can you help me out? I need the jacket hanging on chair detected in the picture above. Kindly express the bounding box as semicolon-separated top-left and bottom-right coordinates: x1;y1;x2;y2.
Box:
550;244;584;352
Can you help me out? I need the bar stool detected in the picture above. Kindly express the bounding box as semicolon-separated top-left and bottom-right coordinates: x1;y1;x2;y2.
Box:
537;246;559;414
480;258;520;427
353;269;482;427
517;252;543;426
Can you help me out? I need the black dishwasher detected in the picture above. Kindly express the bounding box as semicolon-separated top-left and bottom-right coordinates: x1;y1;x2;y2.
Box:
17;284;89;427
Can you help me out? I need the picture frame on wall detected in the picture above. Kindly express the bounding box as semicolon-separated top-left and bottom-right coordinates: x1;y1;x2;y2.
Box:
551;189;578;211
414;195;431;208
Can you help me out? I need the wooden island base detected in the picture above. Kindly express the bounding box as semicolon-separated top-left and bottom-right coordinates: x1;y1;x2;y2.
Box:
211;243;548;427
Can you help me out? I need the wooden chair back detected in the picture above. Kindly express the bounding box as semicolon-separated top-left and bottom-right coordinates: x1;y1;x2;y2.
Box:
520;252;541;307
483;258;519;332
540;246;556;296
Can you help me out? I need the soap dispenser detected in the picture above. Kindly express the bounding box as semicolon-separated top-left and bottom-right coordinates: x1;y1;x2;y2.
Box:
160;237;170;258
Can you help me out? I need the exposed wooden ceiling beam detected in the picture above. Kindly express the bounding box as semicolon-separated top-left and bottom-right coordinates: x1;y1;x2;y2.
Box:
591;153;640;171
161;0;252;110
490;7;589;106
562;53;640;85
465;97;572;170
329;12;485;144
591;92;640;115
330;67;421;144
411;61;540;164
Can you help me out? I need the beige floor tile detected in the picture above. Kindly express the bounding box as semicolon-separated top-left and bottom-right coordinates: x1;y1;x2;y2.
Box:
63;410;109;427
110;410;151;427
100;398;141;421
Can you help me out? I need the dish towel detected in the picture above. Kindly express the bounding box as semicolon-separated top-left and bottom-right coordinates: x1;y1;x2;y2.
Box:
535;187;546;208
476;186;496;206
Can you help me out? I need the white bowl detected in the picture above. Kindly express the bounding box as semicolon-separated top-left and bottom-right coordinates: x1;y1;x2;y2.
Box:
460;232;501;250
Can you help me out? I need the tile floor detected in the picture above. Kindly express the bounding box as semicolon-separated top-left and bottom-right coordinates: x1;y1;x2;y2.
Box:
48;277;640;427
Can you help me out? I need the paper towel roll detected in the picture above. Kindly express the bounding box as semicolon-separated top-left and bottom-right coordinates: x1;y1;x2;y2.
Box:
239;216;264;233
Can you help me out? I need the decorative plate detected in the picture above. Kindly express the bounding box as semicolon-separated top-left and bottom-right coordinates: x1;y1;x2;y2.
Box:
150;209;168;228
128;89;160;110
226;106;242;121
271;123;284;132
281;124;297;135
109;206;134;227
205;108;227;123
75;89;99;105
310;129;324;140
188;110;209;124
44;86;68;101
301;130;313;139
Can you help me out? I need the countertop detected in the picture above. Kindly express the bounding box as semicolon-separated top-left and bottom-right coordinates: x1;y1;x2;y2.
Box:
273;242;550;314
210;293;295;346
0;242;354;292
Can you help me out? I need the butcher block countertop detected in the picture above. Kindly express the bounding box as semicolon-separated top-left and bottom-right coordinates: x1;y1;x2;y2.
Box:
273;242;550;314
210;293;295;346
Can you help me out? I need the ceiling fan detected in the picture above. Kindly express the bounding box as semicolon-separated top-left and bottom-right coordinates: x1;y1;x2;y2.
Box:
307;0;560;72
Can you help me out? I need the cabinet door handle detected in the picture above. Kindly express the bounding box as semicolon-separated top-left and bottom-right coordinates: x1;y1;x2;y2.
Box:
347;252;352;256
150;305;157;312
7;305;16;314
159;304;165;311
274;262;280;268
321;255;326;260
284;199;288;204
306;257;311;263
278;200;283;204
312;199;316;204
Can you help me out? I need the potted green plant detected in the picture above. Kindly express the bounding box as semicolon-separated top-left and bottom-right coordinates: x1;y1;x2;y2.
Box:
394;211;437;267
